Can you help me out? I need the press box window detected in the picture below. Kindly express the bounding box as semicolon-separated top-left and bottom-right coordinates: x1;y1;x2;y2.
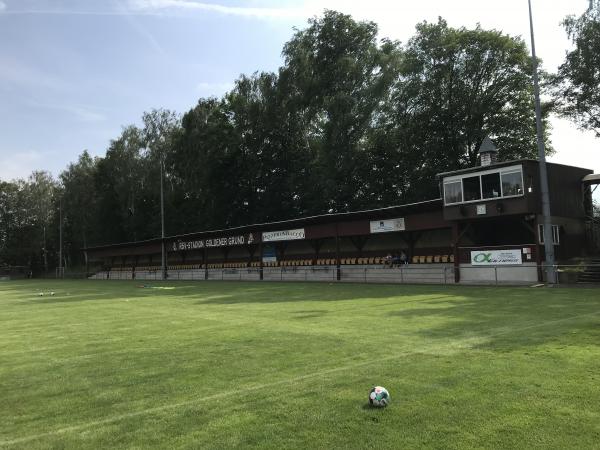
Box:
481;172;501;199
442;165;524;205
538;224;560;245
463;176;481;201
444;181;463;204
501;170;523;197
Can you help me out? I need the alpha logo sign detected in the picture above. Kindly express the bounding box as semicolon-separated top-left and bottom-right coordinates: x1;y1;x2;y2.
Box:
171;233;254;251
470;249;522;265
262;228;305;242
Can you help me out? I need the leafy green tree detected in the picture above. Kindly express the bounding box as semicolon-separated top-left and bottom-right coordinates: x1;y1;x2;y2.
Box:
94;126;146;244
0;180;32;266
0;174;59;271
25;171;58;271
60;151;99;266
554;2;600;136
170;98;245;231
281;10;401;213
225;72;316;223
139;109;182;238
370;19;552;203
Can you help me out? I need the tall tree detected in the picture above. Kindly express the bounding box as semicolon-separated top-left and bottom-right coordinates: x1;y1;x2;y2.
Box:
369;19;552;203
94;125;145;244
139;109;182;238
60;151;99;266
281;10;401;213
554;2;600;136
0;180;33;266
26;171;58;271
171;98;245;231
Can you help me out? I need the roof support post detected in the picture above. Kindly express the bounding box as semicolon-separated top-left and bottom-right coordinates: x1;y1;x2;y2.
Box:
259;241;264;281
452;223;460;283
335;224;341;281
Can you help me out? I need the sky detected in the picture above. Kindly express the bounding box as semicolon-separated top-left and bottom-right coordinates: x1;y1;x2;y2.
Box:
0;0;598;188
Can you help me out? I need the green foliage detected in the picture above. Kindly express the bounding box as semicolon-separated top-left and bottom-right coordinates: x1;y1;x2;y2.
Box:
369;19;551;204
0;173;58;271
554;2;600;136
60;151;100;265
282;11;402;212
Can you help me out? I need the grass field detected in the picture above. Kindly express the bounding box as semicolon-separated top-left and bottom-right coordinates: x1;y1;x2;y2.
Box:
1;281;600;449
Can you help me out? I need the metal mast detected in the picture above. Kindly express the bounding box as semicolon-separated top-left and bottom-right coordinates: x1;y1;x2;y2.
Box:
528;0;556;283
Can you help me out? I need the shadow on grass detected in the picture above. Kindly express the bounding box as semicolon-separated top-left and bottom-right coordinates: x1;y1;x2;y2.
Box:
7;281;600;353
386;287;600;351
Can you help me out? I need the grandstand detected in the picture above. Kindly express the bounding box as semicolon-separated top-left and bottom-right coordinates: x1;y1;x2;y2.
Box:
85;156;597;284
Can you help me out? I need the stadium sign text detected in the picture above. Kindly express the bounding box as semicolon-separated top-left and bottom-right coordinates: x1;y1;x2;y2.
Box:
171;233;254;251
262;228;305;242
470;249;522;265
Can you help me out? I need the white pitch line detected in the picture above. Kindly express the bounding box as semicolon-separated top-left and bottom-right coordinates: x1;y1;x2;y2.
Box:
1;309;600;447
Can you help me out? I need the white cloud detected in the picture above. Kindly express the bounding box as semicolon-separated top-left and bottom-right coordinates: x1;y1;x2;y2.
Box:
0;1;311;19
548;117;600;172
0;1;6;12
0;150;49;181
195;81;234;95
127;0;310;19
0;57;70;92
30;102;107;122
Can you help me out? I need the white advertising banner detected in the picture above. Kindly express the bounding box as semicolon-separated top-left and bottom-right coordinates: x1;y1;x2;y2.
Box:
470;249;522;265
262;228;305;242
370;218;405;233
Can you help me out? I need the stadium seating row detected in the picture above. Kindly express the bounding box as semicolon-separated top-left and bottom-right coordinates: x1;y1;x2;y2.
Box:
135;266;161;271
411;255;454;263
106;255;455;273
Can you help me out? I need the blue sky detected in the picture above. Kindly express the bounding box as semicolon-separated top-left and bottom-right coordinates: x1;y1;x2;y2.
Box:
0;0;598;183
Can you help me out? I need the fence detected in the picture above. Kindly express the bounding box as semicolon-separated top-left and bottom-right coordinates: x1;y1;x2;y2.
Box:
25;264;600;286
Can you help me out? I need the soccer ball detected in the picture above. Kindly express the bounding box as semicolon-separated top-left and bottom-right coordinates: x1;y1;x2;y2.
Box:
369;386;390;407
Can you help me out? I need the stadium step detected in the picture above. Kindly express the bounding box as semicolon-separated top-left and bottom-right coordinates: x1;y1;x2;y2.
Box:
576;259;600;283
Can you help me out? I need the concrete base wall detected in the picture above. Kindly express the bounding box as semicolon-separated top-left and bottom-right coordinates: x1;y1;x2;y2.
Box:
341;265;452;284
108;271;133;280
459;263;538;284
90;263;537;285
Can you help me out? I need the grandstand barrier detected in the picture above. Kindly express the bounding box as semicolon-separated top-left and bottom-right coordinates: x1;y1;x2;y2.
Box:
88;264;454;283
70;263;600;285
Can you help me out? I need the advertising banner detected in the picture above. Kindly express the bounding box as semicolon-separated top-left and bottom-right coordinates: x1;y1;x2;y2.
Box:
262;228;305;242
470;249;522;265
370;218;405;233
262;244;277;263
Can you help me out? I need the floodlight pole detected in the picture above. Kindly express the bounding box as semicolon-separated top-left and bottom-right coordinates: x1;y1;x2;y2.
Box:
160;156;166;280
58;197;63;278
528;0;556;284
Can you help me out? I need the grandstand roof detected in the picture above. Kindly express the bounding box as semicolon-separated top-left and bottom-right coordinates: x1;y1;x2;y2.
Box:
84;198;442;250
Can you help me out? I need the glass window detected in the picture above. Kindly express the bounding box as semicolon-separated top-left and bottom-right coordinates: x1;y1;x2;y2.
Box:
463;176;481;201
539;224;560;245
481;173;501;199
552;225;560;244
501;171;523;196
444;181;462;204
